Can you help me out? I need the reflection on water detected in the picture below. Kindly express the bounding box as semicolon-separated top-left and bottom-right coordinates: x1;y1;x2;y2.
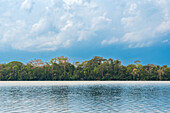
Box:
0;82;170;113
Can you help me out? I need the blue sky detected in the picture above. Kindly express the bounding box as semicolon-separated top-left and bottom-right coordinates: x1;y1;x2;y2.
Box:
0;0;170;65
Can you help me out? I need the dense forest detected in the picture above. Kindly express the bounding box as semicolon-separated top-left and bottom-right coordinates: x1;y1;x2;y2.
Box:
0;56;170;81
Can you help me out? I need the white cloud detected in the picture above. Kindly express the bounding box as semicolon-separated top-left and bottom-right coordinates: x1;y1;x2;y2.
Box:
63;40;71;48
101;38;119;45
129;3;137;14
63;0;82;5
162;39;168;43
61;20;73;31
156;21;170;33
121;16;138;29
0;0;170;51
31;19;48;33
21;0;34;11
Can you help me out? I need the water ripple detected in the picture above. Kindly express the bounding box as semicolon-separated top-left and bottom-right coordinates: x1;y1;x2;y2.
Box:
0;81;170;113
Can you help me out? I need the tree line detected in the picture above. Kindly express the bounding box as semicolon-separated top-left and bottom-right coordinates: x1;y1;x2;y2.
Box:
0;56;170;81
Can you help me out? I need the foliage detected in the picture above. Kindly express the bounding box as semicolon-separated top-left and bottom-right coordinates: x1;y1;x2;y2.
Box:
0;56;170;81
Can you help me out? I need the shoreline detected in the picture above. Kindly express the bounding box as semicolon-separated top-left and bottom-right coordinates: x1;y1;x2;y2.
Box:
0;81;170;86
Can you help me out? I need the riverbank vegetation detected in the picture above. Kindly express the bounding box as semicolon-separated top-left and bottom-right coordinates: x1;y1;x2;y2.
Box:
0;56;170;81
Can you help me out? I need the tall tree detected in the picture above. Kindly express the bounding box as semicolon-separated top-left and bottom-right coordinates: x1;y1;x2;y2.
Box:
57;56;69;77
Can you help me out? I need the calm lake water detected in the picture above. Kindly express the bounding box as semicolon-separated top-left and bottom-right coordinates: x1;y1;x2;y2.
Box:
0;81;170;113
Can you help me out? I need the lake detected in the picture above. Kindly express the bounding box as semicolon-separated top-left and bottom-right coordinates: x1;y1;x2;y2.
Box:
0;81;170;113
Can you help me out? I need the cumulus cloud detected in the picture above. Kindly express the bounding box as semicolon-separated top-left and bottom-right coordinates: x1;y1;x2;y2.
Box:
0;0;170;51
31;19;48;33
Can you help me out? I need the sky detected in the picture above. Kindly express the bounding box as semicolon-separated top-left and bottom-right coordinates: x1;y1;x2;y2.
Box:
0;0;170;66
